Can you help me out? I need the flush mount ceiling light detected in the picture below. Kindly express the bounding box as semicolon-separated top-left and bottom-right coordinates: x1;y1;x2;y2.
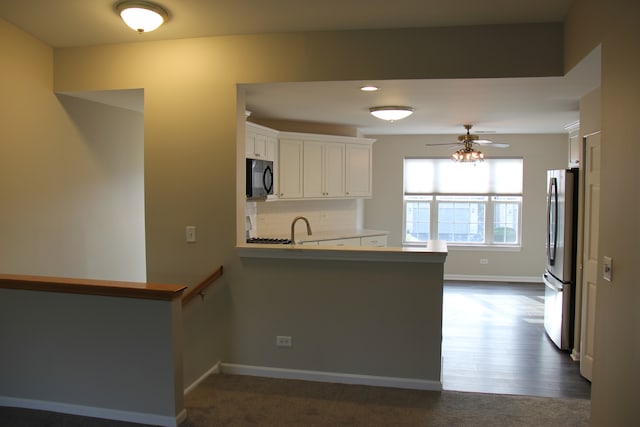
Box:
369;106;414;121
115;1;169;33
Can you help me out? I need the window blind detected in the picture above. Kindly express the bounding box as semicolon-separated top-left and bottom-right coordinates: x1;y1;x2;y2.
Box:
404;158;523;195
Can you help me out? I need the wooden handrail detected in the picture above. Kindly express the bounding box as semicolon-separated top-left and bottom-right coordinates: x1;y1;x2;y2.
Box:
0;274;186;301
182;265;224;306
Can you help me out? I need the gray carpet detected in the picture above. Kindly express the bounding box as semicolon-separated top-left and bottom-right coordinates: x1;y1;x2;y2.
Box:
0;374;590;426
182;374;590;426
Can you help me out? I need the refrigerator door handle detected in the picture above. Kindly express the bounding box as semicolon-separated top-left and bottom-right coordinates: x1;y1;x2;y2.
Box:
543;272;562;292
546;177;558;265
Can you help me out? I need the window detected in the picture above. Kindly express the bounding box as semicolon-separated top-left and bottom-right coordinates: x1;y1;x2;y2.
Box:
403;158;523;247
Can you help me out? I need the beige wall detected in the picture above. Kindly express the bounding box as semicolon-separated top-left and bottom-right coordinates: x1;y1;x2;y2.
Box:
565;0;640;425
0;20;146;282
365;133;568;280
580;87;601;137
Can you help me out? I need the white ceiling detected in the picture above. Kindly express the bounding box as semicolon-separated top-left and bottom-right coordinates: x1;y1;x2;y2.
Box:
0;0;574;48
243;49;600;136
1;0;600;135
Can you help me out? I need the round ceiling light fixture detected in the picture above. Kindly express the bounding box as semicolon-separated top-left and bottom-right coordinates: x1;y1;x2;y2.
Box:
115;1;169;33
369;106;414;121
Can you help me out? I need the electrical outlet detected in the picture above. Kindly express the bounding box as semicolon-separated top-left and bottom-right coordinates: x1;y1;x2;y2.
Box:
480;258;489;265
276;335;292;347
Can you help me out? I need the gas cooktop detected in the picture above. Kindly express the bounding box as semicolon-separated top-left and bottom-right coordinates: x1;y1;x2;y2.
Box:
246;237;292;244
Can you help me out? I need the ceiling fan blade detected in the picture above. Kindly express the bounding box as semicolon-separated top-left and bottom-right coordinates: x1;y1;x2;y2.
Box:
425;126;510;150
474;139;510;148
425;142;457;147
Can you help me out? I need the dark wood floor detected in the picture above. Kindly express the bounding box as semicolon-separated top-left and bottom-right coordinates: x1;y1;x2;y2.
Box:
442;281;591;399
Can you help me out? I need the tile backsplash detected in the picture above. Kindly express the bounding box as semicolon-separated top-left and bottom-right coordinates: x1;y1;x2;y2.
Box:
246;199;362;238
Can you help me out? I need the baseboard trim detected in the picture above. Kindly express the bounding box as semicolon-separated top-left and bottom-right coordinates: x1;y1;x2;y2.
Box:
0;396;185;427
220;363;442;391
444;274;542;283
184;362;222;395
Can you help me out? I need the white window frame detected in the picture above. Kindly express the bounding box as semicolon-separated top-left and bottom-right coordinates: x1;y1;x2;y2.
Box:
403;158;523;248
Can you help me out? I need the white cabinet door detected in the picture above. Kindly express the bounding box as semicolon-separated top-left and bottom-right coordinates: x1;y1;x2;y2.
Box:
323;142;345;197
278;139;304;199
246;132;257;158
253;134;267;159
567;122;580;168
265;136;277;162
317;237;361;247
303;141;324;198
569;132;580;168
246;123;277;161
246;131;267;159
303;141;345;198
346;144;372;197
360;235;387;247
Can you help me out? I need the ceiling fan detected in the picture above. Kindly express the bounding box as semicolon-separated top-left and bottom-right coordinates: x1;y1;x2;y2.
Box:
425;124;510;162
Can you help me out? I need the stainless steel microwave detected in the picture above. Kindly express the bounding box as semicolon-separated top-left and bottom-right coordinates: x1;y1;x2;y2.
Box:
246;158;274;200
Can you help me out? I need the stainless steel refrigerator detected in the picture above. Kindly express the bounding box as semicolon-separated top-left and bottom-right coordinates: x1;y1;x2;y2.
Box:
543;168;578;350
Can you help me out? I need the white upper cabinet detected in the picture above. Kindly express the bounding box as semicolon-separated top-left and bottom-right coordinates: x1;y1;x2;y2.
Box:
303;141;345;198
279;131;374;200
246;122;277;161
345;143;372;197
278;138;304;199
246;126;374;201
567;121;580;168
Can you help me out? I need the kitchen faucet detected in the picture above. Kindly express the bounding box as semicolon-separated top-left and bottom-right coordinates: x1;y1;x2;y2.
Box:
290;216;312;244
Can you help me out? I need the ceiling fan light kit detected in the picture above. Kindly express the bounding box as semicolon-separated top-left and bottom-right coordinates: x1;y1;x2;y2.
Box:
115;1;169;33
452;146;484;162
369;106;414;121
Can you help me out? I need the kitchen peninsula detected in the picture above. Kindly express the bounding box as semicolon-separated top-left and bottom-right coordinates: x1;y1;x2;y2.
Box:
234;239;448;390
238;239;447;263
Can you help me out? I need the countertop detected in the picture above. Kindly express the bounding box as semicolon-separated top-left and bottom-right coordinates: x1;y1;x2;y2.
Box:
237;239;448;263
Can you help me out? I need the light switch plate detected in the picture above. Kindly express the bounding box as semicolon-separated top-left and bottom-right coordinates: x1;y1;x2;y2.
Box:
603;256;612;282
186;226;196;243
